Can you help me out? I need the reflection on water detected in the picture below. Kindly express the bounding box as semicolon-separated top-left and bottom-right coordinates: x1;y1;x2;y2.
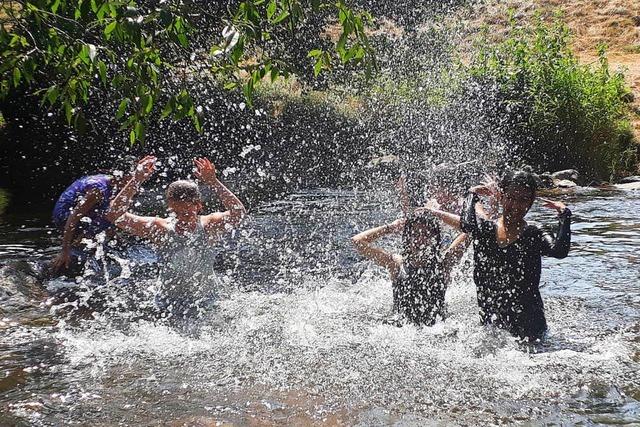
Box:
1;188;639;425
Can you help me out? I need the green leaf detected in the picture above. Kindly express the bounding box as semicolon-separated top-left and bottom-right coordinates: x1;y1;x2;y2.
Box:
105;21;117;38
344;45;358;62
230;44;244;64
161;98;174;119
192;114;202;132
336;34;347;56
243;80;254;106
142;94;153;114
97;3;109;21
307;49;322;58
46;85;59;105
270;68;280;82
116;98;129;119
266;0;277;20
224;82;238;90
135;121;145;143
177;33;188;48
78;46;90;65
64;102;73;124
68;79;77;103
129;129;136;144
51;0;61;14
313;58;322;76
12;67;21;88
251;70;260;85
97;61;107;85
338;9;347;25
272;10;290;24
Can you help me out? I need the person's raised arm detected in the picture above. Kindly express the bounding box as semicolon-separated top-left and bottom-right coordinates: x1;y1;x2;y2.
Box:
460;182;498;234
106;156;165;243
105;156;156;223
196;158;247;236
475;174;500;220
50;189;101;274
415;199;462;231
538;198;571;258
351;218;404;279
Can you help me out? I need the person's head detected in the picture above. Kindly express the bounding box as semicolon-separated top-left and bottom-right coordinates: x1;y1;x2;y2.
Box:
498;170;537;220
402;214;441;267
166;180;203;219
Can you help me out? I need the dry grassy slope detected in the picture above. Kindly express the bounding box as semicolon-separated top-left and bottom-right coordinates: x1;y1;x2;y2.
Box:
465;0;640;137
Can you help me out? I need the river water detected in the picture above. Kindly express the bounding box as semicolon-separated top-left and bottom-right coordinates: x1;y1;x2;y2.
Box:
1;187;639;425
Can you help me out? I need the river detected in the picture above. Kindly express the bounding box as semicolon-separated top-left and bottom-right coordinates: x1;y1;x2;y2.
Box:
0;187;639;425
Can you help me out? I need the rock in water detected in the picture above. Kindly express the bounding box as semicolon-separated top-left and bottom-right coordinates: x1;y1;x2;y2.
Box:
367;154;399;167
619;176;640;184
552;169;579;182
615;182;640;191
554;179;577;188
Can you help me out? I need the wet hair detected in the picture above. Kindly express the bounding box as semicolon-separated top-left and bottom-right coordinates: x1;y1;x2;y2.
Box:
402;214;441;256
166;180;202;203
499;170;537;199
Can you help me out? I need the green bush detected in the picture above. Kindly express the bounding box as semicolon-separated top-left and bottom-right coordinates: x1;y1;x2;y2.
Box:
469;14;637;179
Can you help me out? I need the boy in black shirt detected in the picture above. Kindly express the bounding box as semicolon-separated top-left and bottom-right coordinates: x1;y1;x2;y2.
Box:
425;170;571;341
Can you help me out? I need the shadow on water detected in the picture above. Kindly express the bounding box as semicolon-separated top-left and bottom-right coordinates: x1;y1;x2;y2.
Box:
0;188;639;425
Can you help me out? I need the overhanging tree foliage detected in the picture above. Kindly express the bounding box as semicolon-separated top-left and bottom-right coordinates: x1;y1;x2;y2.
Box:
0;0;376;143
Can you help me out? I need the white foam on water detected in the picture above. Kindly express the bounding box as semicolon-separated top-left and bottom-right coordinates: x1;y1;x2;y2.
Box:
49;261;637;423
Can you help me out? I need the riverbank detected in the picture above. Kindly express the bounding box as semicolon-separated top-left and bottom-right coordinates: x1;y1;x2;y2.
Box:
461;0;640;140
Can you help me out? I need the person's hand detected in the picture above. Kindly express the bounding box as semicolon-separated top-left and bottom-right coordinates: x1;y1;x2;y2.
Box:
194;157;217;184
50;250;71;274
413;198;440;216
389;218;406;233
539;197;567;214
481;174;499;196
423;198;441;211
133;155;157;183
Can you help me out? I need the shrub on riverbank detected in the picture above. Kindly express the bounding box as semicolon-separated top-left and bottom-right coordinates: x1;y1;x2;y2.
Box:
468;15;637;179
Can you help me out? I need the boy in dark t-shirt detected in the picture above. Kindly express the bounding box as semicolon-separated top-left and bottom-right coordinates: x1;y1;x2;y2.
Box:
424;170;571;342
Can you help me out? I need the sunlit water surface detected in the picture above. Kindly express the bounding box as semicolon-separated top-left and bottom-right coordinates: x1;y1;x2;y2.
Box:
1;188;639;426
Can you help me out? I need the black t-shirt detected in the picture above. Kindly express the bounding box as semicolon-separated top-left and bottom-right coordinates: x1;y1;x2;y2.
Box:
393;262;446;326
460;193;571;341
